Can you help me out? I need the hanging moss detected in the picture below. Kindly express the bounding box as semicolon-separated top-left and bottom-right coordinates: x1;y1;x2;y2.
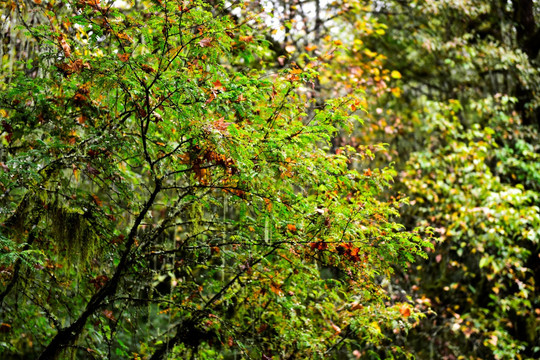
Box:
47;200;98;267
4;192;43;235
5;191;100;268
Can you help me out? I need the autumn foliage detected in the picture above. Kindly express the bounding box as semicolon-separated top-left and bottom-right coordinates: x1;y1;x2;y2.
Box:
0;0;430;359
2;0;539;359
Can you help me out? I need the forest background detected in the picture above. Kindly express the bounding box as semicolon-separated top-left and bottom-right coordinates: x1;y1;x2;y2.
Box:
0;0;539;359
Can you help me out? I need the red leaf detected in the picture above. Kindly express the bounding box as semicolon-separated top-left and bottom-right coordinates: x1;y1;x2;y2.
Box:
111;234;125;244
310;241;327;251
257;323;268;333
90;275;109;289
86;164;100;176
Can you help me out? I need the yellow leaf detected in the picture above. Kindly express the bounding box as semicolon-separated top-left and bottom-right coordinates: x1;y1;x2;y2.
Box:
391;70;402;79
370;321;381;334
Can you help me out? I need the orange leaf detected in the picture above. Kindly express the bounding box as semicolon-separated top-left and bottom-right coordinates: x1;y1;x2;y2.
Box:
264;198;272;211
141;64;155;73
91;194;102;207
212;80;224;90
59;36;71;57
117;53;130;62
239;35;254;43
330;321;342;334
205;92;216;104
399;304;411;318
102;309;116;321
199;37;213;47
116;32;133;42
287;224;297;233
212;117;230;133
285;74;300;82
290;68;302;74
269;282;283;295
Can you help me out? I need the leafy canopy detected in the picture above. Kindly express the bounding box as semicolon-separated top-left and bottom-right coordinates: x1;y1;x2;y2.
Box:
0;0;430;359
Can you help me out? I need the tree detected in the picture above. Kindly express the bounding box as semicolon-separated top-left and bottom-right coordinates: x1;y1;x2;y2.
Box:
0;1;430;359
342;1;540;358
